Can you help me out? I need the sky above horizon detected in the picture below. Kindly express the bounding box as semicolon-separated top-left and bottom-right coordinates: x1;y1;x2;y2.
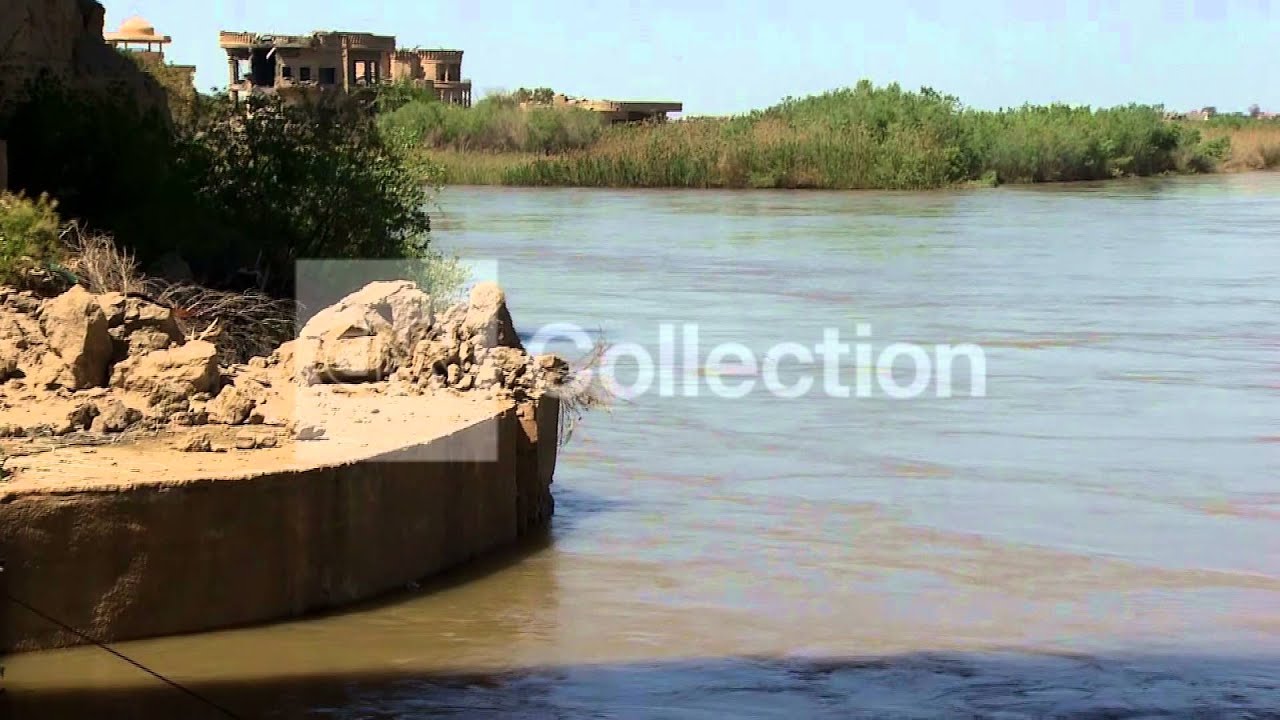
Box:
104;0;1277;116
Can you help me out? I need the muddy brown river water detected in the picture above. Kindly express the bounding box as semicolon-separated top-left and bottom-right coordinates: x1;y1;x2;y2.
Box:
6;175;1280;718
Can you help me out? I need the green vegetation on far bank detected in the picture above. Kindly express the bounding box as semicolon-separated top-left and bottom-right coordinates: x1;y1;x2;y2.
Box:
381;80;1280;190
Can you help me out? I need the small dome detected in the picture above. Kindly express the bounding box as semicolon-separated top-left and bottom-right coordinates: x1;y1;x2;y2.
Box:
120;16;157;36
106;16;169;43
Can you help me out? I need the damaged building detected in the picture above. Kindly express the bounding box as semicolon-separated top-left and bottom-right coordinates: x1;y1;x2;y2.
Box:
219;30;472;107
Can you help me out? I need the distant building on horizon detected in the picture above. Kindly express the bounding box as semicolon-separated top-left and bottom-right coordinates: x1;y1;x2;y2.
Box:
525;94;683;124
1177;106;1218;122
218;30;471;106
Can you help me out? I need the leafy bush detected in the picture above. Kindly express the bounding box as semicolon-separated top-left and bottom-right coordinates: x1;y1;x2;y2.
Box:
3;73;438;295
0;192;63;285
177;94;435;294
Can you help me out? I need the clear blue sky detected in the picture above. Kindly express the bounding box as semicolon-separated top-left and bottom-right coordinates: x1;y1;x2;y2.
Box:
104;0;1277;116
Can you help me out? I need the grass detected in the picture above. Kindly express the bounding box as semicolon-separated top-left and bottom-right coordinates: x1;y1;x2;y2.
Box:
379;91;603;155
417;148;544;185
384;81;1278;190
1206;124;1280;171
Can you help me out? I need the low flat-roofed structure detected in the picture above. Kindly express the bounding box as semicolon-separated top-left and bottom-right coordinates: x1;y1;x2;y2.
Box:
543;94;683;123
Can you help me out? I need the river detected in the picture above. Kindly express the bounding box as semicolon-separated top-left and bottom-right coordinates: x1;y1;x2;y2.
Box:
7;174;1280;718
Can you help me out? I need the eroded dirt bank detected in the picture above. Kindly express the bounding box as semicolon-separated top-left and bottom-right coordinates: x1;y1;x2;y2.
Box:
0;280;565;652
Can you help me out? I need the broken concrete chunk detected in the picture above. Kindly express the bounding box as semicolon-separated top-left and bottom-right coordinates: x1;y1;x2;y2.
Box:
39;286;112;389
111;340;219;398
170;411;209;427
318;333;392;383
175;433;213;452
96;292;128;326
462;282;522;350
206;384;257;425
58;402;100;435
90;399;143;433
124;327;177;357
303;280;433;350
0;348;18;382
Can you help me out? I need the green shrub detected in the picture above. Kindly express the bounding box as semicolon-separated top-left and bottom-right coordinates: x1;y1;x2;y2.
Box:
176;94;434;294
0;192;64;286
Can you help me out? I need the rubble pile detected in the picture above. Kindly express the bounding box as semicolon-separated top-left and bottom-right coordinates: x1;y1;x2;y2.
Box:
0;281;569;446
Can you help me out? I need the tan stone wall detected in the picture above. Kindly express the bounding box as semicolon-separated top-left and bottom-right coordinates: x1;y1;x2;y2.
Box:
0;396;559;653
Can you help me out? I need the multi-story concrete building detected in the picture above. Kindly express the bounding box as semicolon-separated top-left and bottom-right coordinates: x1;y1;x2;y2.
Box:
219;30;471;107
390;49;471;106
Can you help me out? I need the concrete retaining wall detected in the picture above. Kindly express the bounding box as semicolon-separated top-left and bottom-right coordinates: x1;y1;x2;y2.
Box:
0;396;558;653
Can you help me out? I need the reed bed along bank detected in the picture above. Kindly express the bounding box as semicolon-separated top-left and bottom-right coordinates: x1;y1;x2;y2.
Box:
1205;124;1280;171
381;81;1279;190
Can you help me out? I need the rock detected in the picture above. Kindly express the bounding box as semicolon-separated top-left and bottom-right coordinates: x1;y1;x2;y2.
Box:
535;354;571;385
412;336;459;377
474;361;501;389
176;433;213;452
248;396;291;426
256;435;278;449
234;432;258;450
0;350;18;382
148;392;191;417
170;411;208;427
462;282;522;350
320;333;392;383
123;296;179;332
488;346;528;384
0;424;22;438
96;292;128;326
446;363;461;386
298;306;394;383
90;399;142;433
295;424;326;441
123;327;177;357
39;286;112;389
457;374;473;391
57;402;99;435
111;340;220;401
4;292;41;315
303;280;434;349
206;384;257;425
